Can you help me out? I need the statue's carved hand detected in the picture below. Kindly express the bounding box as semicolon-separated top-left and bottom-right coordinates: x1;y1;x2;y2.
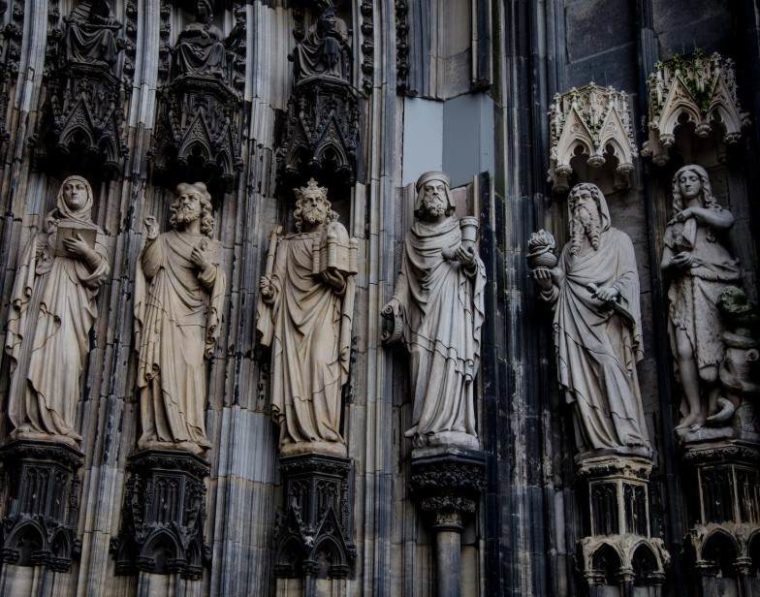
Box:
671;251;695;269
455;245;476;267
63;233;94;260
144;216;159;240
321;268;346;295
532;267;555;291
593;286;620;302
260;275;275;303
190;244;211;272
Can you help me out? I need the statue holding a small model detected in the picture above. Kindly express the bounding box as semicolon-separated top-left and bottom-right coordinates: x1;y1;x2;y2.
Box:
256;178;357;457
382;171;486;451
4;176;110;447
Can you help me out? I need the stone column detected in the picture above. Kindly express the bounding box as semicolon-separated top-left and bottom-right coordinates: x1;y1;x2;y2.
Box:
0;440;83;572
111;450;210;580
409;447;486;597
576;453;669;596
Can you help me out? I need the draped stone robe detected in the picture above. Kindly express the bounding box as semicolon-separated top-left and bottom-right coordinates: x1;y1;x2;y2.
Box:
663;211;741;384
135;230;225;453
551;227;650;454
393;217;486;448
5;216;109;445
256;226;355;456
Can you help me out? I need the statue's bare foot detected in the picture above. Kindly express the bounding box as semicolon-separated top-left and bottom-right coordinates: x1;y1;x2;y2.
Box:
675;412;703;430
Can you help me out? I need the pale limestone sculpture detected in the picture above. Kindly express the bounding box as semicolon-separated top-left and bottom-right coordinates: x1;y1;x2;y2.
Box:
135;182;225;455
5;176;110;447
382;171;486;451
531;183;650;455
661;165;741;431
256;179;357;457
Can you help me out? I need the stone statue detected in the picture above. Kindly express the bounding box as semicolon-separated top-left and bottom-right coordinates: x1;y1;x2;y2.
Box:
64;0;122;68
291;6;351;84
172;0;227;79
135;182;226;455
382;171;486;450
4;176;110;447
661;165;742;431
256;179;357;457
530;183;650;455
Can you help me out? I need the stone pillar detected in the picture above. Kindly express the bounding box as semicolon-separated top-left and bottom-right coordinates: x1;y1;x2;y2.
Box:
575;453;669;596
273;454;356;595
409;447;486;597
111;450;210;580
0;440;83;572
682;439;760;597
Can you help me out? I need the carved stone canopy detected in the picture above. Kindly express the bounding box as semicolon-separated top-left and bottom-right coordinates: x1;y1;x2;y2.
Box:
641;51;751;166
548;83;637;193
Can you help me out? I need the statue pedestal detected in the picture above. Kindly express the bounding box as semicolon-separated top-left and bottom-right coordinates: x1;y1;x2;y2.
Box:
681;439;760;596
110;450;210;580
0;440;83;571
409;447;486;597
273;453;355;586
575;453;669;596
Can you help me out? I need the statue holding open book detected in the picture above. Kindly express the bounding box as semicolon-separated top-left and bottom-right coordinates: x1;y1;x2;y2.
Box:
4;176;110;447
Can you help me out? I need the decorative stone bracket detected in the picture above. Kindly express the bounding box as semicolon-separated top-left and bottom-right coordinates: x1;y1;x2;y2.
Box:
409;447;486;597
273;454;356;581
575;454;670;593
111;450;210;580
0;440;83;572
548;83;637;193
641;51;751;166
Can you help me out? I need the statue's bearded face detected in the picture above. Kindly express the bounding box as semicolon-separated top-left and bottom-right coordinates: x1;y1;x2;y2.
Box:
421;181;448;218
677;169;702;201
301;192;329;227
570;189;601;254
175;191;202;225
62;179;89;211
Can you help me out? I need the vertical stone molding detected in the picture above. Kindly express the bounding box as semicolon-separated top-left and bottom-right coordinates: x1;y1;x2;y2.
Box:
110;450;210;579
641;51;751;166
409;448;486;597
0;440;83;572
681;442;760;596
273;454;356;581
575;455;669;594
548;83;637;193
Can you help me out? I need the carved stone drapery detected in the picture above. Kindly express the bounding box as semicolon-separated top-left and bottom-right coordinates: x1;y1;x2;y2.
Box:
273;454;355;580
111;450;210;579
642;52;751;166
0;440;83;572
548;84;637;193
576;455;670;592
35;1;126;177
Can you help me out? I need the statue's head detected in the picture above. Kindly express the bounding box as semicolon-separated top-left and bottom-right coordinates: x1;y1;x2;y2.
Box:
567;183;609;255
672;164;717;212
414;171;454;221
195;0;213;21
170;182;215;237
293;178;338;232
57;175;94;222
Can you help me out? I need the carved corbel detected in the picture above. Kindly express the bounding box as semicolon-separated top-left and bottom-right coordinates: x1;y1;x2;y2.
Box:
641;51;751;165
548;83;637;193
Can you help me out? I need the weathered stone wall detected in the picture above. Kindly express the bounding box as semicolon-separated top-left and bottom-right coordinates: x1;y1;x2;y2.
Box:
0;1;757;596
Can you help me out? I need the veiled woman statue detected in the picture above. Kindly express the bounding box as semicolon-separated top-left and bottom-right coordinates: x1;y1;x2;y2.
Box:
4;176;110;447
661;164;742;431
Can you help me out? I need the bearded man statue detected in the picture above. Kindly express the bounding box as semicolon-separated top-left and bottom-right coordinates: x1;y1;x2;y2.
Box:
531;182;651;456
134;182;226;455
256;178;357;457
